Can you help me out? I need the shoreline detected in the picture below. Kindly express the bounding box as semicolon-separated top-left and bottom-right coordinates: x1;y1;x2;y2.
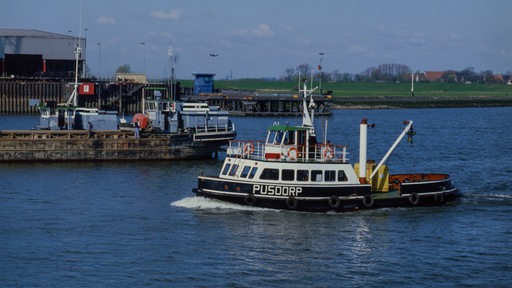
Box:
332;95;512;109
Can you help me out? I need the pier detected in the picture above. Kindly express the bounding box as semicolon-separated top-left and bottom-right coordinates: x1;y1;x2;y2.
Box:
184;89;332;116
0;78;333;116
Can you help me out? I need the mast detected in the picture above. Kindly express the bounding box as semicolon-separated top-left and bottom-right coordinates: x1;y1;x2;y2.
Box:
168;40;175;101
299;78;318;136
66;1;83;107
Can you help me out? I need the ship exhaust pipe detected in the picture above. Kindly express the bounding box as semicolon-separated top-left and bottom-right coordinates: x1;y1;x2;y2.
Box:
359;118;368;184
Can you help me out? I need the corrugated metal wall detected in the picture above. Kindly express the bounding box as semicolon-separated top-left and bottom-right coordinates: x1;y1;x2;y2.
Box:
0;81;65;114
0;81;145;114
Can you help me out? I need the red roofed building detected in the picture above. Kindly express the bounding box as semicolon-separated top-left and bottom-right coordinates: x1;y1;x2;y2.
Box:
423;71;444;82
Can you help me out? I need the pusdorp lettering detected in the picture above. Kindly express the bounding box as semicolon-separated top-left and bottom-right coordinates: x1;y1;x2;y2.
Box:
253;184;302;197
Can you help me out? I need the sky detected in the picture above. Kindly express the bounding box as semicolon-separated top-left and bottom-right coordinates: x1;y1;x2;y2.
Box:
1;0;510;79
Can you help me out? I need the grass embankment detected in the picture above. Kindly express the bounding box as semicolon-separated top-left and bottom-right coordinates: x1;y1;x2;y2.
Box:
209;80;512;108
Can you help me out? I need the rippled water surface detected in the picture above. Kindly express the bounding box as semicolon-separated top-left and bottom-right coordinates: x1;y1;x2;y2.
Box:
1;107;511;287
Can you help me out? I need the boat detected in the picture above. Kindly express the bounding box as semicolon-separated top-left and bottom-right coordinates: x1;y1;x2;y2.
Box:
0;43;236;162
192;79;460;212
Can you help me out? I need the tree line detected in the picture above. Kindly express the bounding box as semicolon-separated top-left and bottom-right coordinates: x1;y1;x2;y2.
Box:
280;63;511;84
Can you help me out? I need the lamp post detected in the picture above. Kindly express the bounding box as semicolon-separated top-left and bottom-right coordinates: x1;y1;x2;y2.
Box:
96;42;102;109
96;43;101;79
140;42;146;75
209;53;218;73
318;52;324;94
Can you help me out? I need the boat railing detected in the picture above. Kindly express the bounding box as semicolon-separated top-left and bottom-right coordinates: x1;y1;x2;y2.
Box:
193;122;235;133
226;141;349;163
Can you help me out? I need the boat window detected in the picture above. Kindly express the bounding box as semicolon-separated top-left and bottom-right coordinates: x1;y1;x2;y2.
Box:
229;164;239;176
266;131;277;144
311;170;323;182
248;167;258;179
298;130;306;145
338;170;348;182
240;166;251;178
297;170;309;181
260;168;279;180
276;131;284;144
325;170;336;182
222;163;232;175
282;169;294;181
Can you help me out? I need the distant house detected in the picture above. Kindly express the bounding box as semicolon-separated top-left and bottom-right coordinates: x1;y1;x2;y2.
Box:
494;74;504;83
423;71;444;82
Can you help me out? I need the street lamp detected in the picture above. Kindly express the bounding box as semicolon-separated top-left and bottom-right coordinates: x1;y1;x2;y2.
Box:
96;42;101;78
210;52;218;73
318;52;324;94
140;42;146;75
96;42;102;109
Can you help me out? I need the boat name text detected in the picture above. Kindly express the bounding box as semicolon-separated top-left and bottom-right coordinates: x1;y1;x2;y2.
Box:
253;184;302;196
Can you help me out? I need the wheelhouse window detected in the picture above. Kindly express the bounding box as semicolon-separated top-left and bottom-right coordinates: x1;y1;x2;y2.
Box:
311;170;323;182
222;163;232;175
260;168;279;180
229;164;239;176
266;130;288;145
338;170;348;182
325;170;336;182
297;170;309;181
240;166;251;178
248;167;258;179
282;169;294;181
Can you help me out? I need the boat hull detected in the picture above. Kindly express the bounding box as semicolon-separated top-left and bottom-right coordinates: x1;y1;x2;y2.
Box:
193;174;461;212
0;130;234;162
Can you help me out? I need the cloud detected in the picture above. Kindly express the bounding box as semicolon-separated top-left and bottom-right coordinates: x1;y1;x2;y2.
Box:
96;16;116;25
252;24;274;38
151;9;182;20
231;24;274;38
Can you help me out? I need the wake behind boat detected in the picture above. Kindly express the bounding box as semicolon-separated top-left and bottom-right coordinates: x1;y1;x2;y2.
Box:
192;78;461;212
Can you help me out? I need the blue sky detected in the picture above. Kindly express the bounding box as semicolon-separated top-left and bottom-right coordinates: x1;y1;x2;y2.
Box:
1;0;510;79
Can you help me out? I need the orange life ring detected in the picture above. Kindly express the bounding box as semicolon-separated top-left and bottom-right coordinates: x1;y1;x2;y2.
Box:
243;143;254;155
287;147;298;160
323;146;334;159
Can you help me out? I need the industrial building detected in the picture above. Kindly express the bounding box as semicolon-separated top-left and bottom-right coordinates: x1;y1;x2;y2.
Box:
0;28;85;78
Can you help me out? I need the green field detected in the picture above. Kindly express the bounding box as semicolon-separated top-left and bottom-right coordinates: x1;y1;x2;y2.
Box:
176;79;512;108
210;79;512;97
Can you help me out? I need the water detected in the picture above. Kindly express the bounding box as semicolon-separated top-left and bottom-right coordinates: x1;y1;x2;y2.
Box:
1;108;511;287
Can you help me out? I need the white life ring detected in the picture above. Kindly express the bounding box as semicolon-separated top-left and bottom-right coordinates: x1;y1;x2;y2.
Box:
287;147;298;160
243;143;254;155
323;146;334;160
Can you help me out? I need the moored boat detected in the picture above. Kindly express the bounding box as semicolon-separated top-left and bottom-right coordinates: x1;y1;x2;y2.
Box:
192;79;460;212
0;43;236;162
